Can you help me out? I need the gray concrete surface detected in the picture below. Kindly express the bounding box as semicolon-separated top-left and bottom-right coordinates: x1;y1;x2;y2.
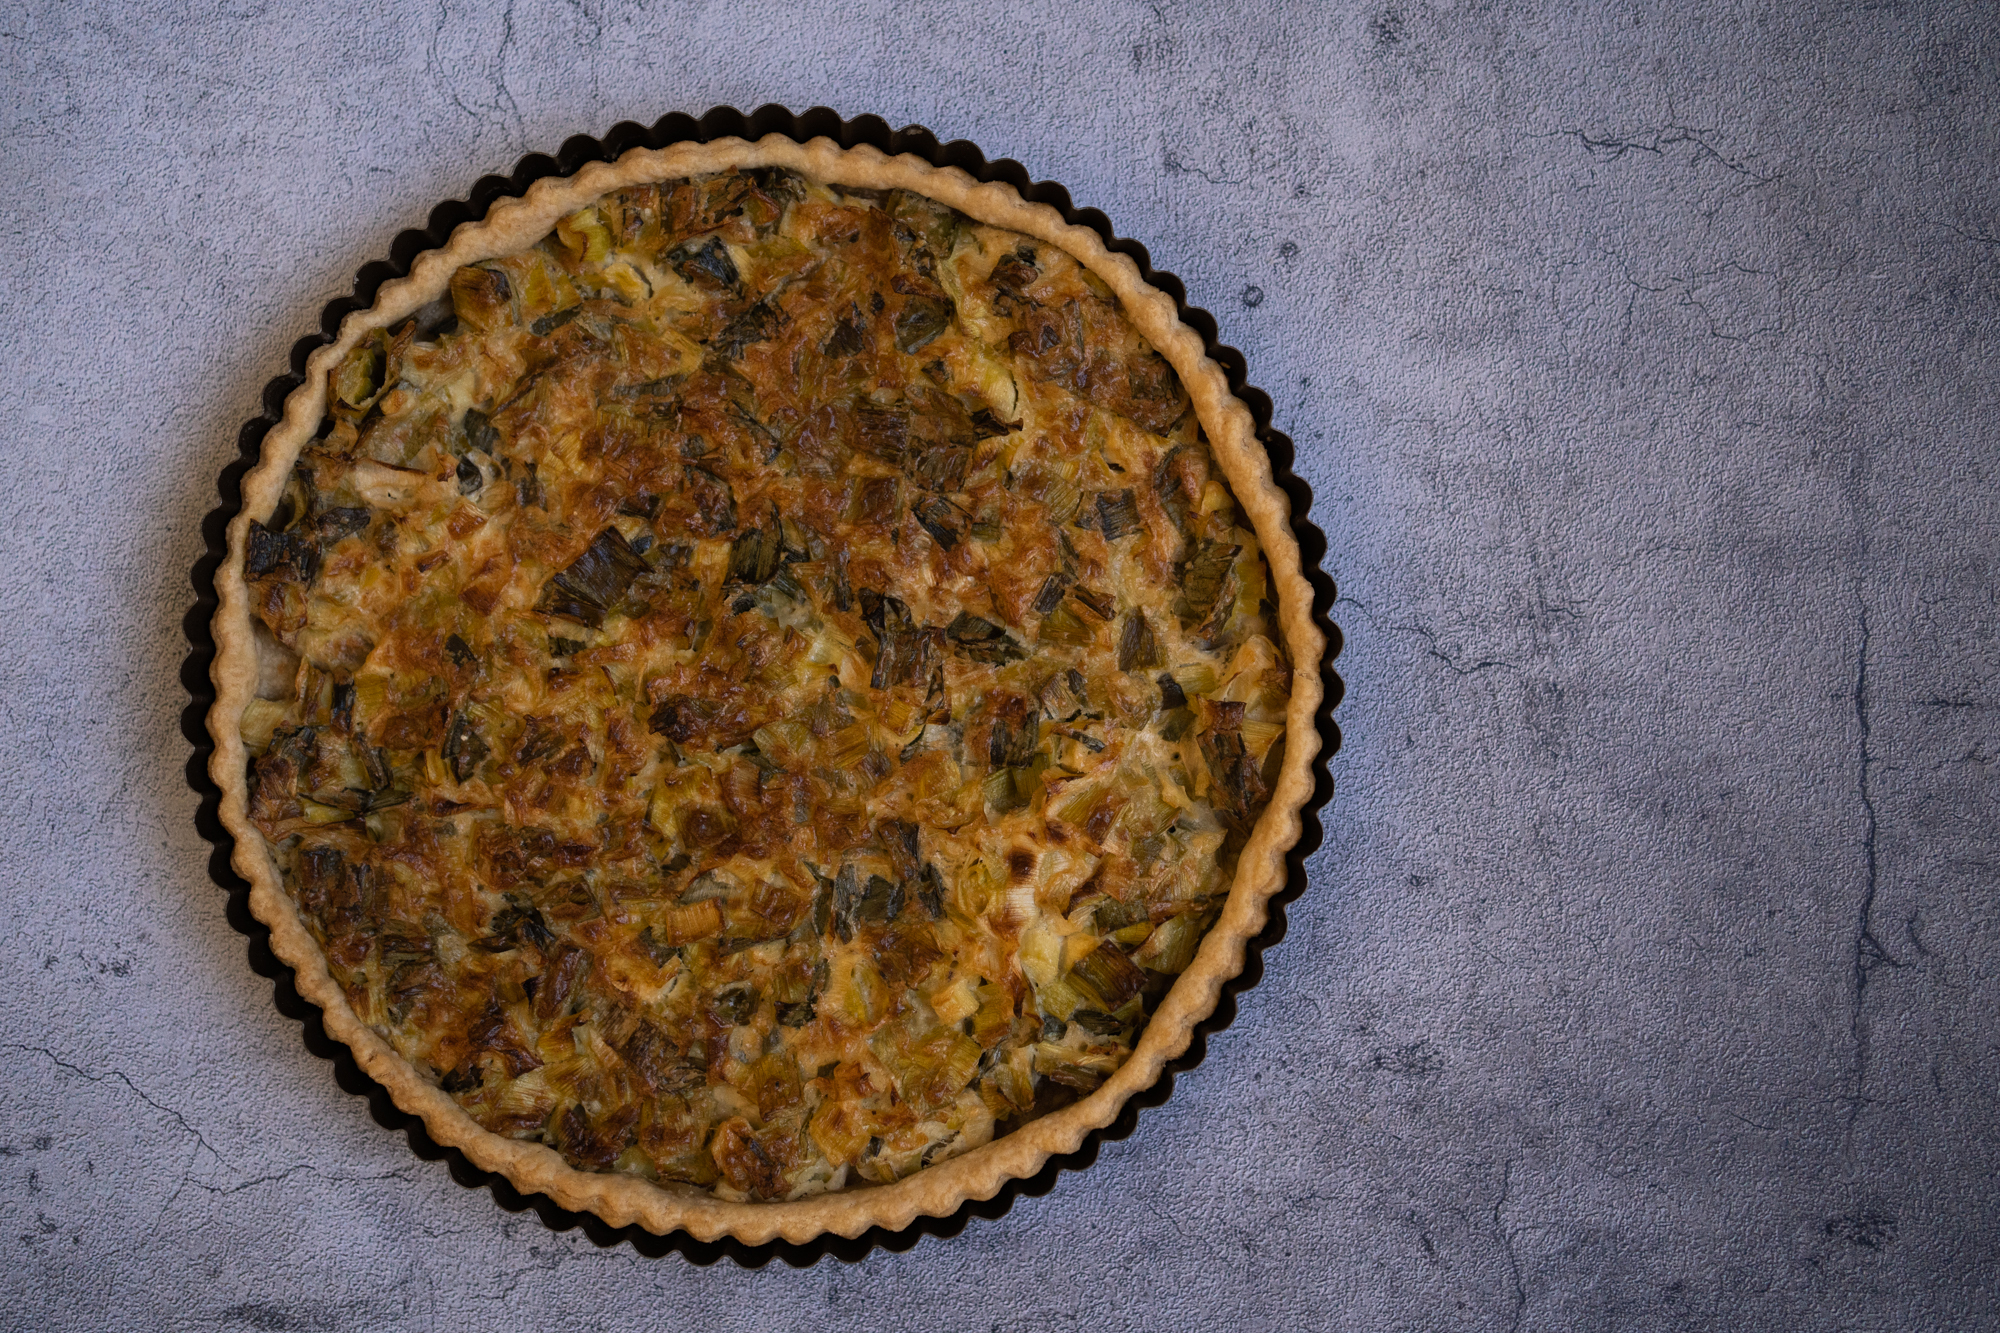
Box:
2;1;1997;1327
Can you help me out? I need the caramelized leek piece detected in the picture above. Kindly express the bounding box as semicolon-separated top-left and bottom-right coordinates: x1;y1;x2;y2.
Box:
1048;779;1107;827
1071;1008;1124;1037
332;339;384;409
239;698;290;753
1033;1041;1119;1090
1033;974;1089;1022
1038;602;1094;647
1070;943;1147;1010
1133;912;1203;974
449;264;513;334
1042;476;1083;526
930;976;980;1028
555;207;611;265
895;294;955;353
1177;541;1241;627
1117;610;1163;672
1178;662;1220;697
945;612;1026;664
983;767;1026;816
985;1049;1036;1112
809;1093;875;1166
656;900;724;946
1240;719;1285;764
872;1022;982;1112
489;1068;556;1129
1016;922;1063;989
970;987;1015;1048
1094;488;1143;540
539;527;650;627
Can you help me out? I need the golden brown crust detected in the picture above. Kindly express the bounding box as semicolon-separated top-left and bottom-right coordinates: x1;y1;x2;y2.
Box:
209;136;1323;1243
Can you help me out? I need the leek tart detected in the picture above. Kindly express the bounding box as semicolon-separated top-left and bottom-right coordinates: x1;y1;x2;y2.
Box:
210;135;1323;1242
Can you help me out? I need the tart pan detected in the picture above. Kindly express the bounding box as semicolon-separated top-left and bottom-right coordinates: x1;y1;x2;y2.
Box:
188;105;1342;1258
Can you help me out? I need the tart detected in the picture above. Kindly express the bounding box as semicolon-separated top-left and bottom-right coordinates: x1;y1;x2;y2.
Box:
208;134;1323;1242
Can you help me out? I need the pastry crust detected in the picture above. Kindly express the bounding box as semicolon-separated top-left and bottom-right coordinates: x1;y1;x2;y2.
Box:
208;135;1323;1243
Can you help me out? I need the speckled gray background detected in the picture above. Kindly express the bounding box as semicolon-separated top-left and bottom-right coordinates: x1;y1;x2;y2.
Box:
2;1;1996;1328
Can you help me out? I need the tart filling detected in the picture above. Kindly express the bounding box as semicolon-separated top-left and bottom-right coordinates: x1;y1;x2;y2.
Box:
236;165;1289;1201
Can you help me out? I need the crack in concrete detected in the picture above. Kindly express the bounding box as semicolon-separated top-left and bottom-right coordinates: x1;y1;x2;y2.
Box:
1617;260;1783;344
425;0;482;126
1493;1159;1527;1333
1845;599;1902;1133
1402;1208;1444;1266
424;0;523;134
493;0;523;129
553;0;604;103
184;1162;417;1196
1938;220;1999;248
5;1042;230;1170
5;1042;414;1227
475;1240;598;1303
1545;124;1780;184
5;1041;243;1244
1395;619;1521;676
1940;743;1995;771
1337;595;1522;676
1160;145;1252;187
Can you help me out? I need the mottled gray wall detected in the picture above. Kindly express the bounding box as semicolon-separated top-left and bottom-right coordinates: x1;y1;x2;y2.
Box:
2;1;1996;1328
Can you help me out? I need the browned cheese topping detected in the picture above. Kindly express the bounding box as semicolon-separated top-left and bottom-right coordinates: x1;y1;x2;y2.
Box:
240;167;1290;1200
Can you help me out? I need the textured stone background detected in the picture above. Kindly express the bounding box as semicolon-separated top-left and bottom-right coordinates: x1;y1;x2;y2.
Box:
2;1;1997;1327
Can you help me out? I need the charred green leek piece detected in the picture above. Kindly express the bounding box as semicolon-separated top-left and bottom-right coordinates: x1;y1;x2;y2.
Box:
538;527;650;627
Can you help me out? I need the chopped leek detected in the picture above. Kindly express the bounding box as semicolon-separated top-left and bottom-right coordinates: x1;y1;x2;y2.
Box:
1133;912;1203;974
